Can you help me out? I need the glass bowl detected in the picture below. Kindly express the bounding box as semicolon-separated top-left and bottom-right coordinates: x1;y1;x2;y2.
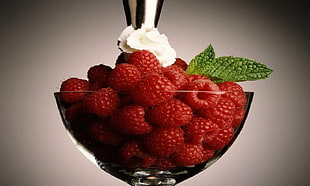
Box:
54;90;254;186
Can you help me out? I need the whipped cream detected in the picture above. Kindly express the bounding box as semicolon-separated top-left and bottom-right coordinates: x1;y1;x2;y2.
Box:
118;24;176;67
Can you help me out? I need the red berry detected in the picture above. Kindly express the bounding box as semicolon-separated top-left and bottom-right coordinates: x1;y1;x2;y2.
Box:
202;144;214;162
60;77;89;104
131;74;176;106
119;140;156;168
89;120;125;146
218;81;246;109
64;102;86;123
83;88;120;119
163;65;187;77
148;99;193;127
153;157;177;169
145;127;184;158
172;58;188;71
198;98;236;129
87;64;112;90
203;129;220;144
184;79;220;109
109;104;153;135
208;127;234;150
128;50;162;76
186;74;210;84
162;66;187;90
184;117;218;144
108;63;141;91
232;109;246;128
172;143;204;166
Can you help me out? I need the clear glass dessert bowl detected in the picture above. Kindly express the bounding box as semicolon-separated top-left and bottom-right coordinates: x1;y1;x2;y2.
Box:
54;90;254;186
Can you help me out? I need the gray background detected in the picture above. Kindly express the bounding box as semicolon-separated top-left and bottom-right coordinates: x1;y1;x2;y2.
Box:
1;0;309;185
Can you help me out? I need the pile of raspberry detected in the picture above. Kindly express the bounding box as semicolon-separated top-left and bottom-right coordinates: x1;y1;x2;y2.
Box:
59;50;247;169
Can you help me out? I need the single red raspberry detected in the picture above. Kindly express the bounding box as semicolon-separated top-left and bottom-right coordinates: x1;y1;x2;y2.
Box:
153;157;177;169
109;104;153;135
232;108;246;128
202;144;214;162
198;98;236;129
148;99;193;127
89;120;126;146
184;79;220;109
185;74;210;84
218;81;246;109
127;50;162;76
163;65;187;77
83;88;120;119
208;127;234;150
60;77;89;104
172;143;204;166
87;64;112;90
145;127;184;158
65;102;86;123
162;66;187;90
172;58;188;71
119;140;156;168
203;129;220;144
184;117;218;144
131;74;176;106
108;63;141;91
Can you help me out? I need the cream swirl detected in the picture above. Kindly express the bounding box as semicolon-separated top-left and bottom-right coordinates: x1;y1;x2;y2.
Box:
118;24;176;67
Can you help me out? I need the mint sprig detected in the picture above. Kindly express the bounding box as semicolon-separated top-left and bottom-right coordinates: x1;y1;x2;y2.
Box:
186;45;215;75
186;45;273;83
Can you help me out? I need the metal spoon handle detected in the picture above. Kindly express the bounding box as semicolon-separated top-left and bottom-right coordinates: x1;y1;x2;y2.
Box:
123;0;164;29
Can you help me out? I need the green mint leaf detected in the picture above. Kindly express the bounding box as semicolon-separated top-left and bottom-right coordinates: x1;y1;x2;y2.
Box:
203;56;273;83
186;44;215;75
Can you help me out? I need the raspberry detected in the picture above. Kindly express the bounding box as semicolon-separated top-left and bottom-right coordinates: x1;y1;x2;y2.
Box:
83;88;120;119
203;129;220;144
145;127;184;158
172;58;188;71
108;63;141;91
89;120;125;146
87;64;112;90
202;144;214;162
148;99;193;127
131;74;176;106
65;102;86;123
163;65;187;77
162;66;187;90
119;140;156;168
60;77;89;104
184;117;218;144
172;143;204;166
185;74;210;84
208;127;234;150
198;98;236;129
232;108;246;128
128;50;162;76
184;79;220;109
153;157;177;169
109;104;153;135
218;81;246;109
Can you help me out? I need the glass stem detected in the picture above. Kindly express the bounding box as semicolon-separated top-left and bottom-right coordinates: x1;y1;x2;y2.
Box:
130;169;176;186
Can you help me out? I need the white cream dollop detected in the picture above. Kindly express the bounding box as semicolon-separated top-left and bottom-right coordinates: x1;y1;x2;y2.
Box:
118;24;176;67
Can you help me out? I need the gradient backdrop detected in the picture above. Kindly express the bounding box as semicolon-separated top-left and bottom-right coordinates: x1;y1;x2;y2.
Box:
1;0;309;185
